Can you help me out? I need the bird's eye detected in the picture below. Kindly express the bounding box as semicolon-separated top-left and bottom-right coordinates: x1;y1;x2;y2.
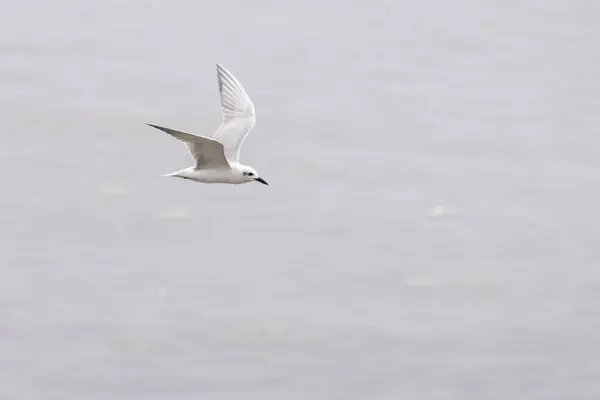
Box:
248;172;254;176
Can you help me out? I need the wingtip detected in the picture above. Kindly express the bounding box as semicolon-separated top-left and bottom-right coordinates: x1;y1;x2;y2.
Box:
216;63;227;76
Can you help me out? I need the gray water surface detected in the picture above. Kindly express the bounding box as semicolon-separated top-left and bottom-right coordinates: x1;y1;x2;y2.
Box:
1;1;600;399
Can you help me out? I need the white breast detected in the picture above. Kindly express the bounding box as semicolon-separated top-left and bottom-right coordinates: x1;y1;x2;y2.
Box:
183;168;245;184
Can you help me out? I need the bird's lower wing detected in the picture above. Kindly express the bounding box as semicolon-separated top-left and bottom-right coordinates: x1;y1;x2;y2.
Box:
147;123;230;168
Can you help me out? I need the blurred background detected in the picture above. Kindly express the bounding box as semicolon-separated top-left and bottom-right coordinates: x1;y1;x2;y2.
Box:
1;0;599;399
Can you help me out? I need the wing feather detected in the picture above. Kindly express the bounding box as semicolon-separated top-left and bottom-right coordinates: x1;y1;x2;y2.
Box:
147;123;229;169
212;64;256;162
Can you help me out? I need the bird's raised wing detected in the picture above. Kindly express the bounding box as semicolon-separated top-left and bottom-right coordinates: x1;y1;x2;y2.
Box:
212;63;256;163
147;123;230;169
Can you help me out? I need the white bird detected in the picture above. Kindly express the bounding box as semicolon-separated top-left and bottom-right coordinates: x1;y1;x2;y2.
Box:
147;63;268;186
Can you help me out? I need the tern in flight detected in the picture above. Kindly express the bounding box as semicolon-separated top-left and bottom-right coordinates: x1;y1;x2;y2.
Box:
147;63;268;186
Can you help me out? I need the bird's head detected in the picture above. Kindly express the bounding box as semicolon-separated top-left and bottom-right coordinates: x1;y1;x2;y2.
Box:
240;165;268;185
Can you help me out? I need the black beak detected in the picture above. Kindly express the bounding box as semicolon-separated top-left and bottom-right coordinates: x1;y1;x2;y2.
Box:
254;177;269;185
